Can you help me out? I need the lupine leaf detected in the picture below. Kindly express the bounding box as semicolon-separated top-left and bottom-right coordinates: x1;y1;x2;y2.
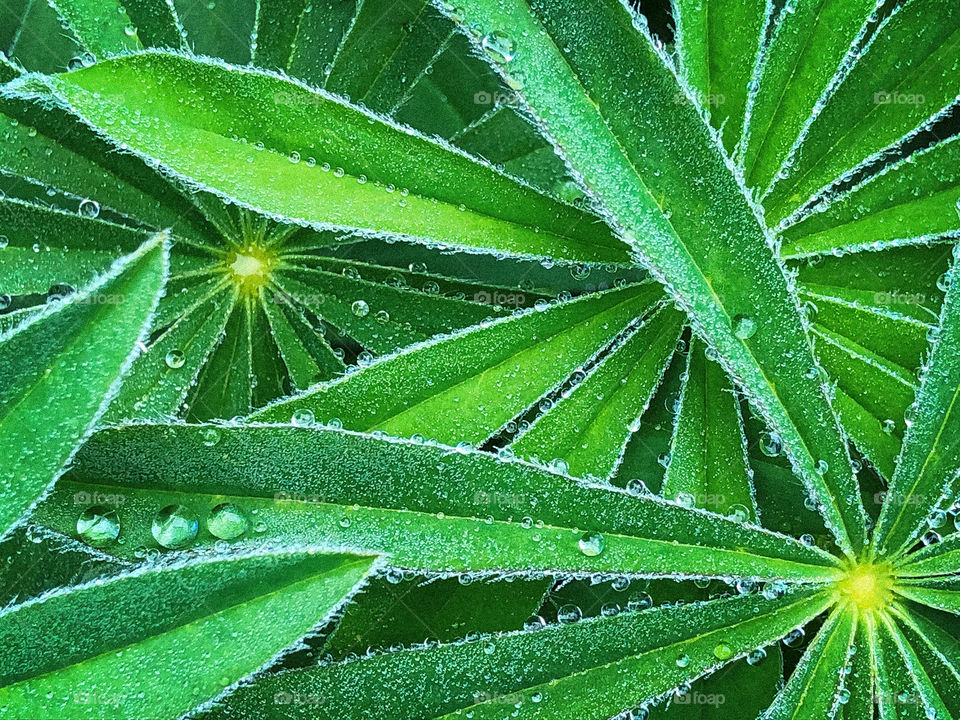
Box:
764;0;960;226
0;547;377;719
31;423;844;582
781;133;960;259
742;0;877;194
175;0;256;64
0;234;167;540
510;303;684;480
253;284;661;444
662;338;756;520
445;0;867;556
49;0;184;57
760;605;855;719
203;587;833;720
873;611;951;720
5;52;630;266
672;0;767;152
891;604;960;718
874;250;960;559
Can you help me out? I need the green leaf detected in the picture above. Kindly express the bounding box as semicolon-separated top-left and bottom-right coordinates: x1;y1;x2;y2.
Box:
0;547;376;718
444;0;867;555
764;0;960;226
841;614;876;720
0;526;126;608
760;605;855;719
0;196;150;296
873;611;951;720
203;587;833;720
672;0;767;152
510;303;684;480
0;233;168;540
741;0;877;194
0;52;20;82
874;250;960;559
252;284;662;445
662;338;756;520
891;604;960;719
322;575;551;658
6;52;630;266
175;0;256;64
32;423;844;582
896;534;960;579
49;0;184;57
780;134;960;259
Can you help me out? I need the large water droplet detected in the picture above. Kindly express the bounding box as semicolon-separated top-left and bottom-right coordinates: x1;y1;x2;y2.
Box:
481;31;516;63
152;505;199;549
77;506;120;546
578;531;605;556
78;199;100;219
207;503;248;540
732;314;757;340
164;349;185;369
351;300;370;317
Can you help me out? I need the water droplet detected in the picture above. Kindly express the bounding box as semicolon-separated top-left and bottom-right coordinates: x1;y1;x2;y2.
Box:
292;408;315;427
151;505;199;549
351;300;370;317
783;627;805;648
746;647;767;665
713;643;734;660
732;314;757;340
481;31;516;63
77;506;120;546
726;504;750;522
523;615;546;631
675;654;691;668
201;428;221;447
207;503;248;540
79;199;100;219
627;592;653;611
385;568;404;584
557;604;582;623
760;432;782;456
578;531;605;556
164;349;185;369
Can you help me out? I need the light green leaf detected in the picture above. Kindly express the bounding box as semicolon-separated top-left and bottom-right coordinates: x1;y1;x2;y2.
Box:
764;0;960;226
891;604;960;719
0;546;377;718
0;233;168;540
760;605;855;719
781;134;960;259
662;338;756;520
49;0;184;57
252;283;661;445
202;587;833;720
742;0;877;194
874;250;960;559
873;611;951;720
445;0;866;555
6;52;630;266
32;423;845;582
510;303;684;480
672;0;767;152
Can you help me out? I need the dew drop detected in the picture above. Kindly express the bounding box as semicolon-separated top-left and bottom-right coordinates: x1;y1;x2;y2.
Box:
352;300;370;317
746;647;767;665
760;432;782;457
732;314;757;340
77;506;120;546
480;31;516;63
78;199;100;219
292;408;316;427
207;503;248;540
164;349;185;369
557;604;582;623
151;505;199;549
578;531;605;557
713;643;734;660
